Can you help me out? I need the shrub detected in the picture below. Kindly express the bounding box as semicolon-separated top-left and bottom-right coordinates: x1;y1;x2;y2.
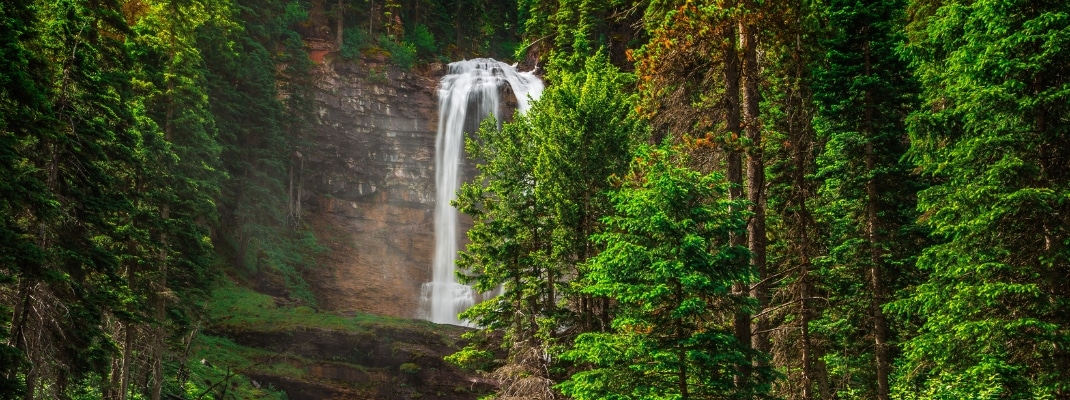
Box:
378;35;416;70
340;29;371;61
399;362;421;374
408;24;436;59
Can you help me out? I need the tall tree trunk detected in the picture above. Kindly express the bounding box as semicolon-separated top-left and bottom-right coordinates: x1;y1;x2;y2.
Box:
176;324;199;390
368;0;376;37
118;322;133;400
18;140;59;400
296;155;304;225
288;160;295;224
740;16;769;358
817;358;832;400
150;324;164;400
13;282;38;400
336;0;344;48
798;175;814;400
723;21;751;388
151;205;169;400
863;40;891;400
678;348;689;399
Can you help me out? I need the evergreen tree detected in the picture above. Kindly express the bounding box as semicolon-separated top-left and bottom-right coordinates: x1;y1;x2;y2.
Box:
633;0;774;389
806;0;925;398
756;0;826;396
0;1;53;396
892;0;1070;397
23;1;141;396
559;144;763;400
201;0;320;306
450;53;642;398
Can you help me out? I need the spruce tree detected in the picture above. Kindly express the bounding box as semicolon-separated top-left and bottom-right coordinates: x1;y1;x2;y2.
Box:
893;0;1070;397
450;53;641;398
808;0;925;398
558;145;760;400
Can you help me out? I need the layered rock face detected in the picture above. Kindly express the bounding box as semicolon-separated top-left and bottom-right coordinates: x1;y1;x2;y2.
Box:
299;52;525;320
301;57;440;318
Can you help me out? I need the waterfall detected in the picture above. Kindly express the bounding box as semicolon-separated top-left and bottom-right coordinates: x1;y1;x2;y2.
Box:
419;59;543;325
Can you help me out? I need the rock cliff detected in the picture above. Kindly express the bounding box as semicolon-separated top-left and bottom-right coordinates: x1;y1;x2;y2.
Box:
301;55;441;318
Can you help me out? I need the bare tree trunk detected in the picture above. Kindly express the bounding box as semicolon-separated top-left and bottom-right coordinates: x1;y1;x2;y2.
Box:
176;324;199;390
678;348;689;398
723;20;751;390
13;282;38;400
866;141;891;400
288;160;295;224
296;154;304;225
798;187;814;400
740;16;769;358
368;0;375;37
118;322;133;400
150;327;163;400
817;357;832;400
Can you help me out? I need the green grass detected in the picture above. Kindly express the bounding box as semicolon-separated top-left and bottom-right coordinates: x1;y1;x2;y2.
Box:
192;278;472;398
207;279;452;335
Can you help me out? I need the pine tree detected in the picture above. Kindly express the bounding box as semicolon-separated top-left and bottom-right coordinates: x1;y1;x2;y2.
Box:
558;144;759;400
450;53;642;398
0;1;53;395
757;0;828;396
807;0;925;398
892;0;1070;397
633;2;775;392
200;0;320;306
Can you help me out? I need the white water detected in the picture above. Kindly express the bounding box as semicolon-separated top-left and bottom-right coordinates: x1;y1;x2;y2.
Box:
419;59;543;325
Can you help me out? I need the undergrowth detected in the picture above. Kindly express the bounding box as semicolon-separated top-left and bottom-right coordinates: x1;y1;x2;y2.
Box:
181;335;292;400
207;280;439;333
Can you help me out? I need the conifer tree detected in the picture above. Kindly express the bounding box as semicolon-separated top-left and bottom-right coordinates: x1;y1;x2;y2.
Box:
0;1;53;395
559;144;761;400
807;0;925;398
893;0;1070;397
450;53;641;398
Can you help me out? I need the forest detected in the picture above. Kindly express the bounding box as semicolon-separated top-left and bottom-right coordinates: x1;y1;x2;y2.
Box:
0;0;1067;399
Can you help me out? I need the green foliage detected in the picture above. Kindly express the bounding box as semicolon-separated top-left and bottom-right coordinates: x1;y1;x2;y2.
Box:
340;0;521;61
452;52;643;396
806;0;927;397
558;144;765;399
379;35;417;70
2;0;1068;399
340;29;418;70
407;23;437;58
341;28;373;60
891;0;1070;397
199;0;322;306
444;346;496;372
0;0;48;393
0;0;317;396
517;0;639;66
185;335;290;399
206;280;432;333
399;362;421;374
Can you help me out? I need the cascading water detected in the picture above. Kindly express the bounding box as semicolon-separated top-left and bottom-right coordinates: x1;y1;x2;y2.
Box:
419;59;543;325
